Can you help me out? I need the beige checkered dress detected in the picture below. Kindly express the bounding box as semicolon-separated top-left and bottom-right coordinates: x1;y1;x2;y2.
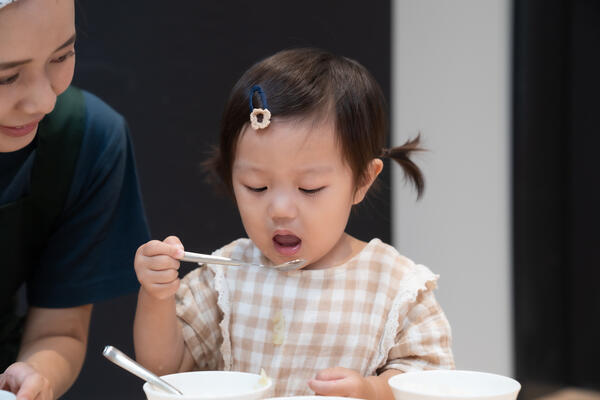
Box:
175;238;454;396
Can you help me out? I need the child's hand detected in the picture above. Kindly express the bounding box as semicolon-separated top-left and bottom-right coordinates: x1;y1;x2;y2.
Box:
308;367;376;400
134;236;184;300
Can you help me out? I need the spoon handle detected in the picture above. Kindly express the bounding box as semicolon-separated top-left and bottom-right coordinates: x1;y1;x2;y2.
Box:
181;251;305;272
102;346;183;395
181;251;257;267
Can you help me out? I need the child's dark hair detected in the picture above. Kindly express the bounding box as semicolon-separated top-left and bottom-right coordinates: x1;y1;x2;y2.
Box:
206;48;425;198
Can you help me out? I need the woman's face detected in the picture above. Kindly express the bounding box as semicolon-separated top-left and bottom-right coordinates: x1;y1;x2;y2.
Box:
0;0;76;152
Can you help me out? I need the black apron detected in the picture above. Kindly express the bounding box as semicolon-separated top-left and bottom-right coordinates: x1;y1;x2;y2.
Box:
0;86;85;371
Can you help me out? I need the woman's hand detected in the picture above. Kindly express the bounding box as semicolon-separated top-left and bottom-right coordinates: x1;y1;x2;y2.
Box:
0;305;91;400
308;367;376;400
0;362;53;400
134;236;184;300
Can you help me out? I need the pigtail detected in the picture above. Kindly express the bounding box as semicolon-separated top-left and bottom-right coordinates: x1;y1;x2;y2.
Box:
381;134;425;199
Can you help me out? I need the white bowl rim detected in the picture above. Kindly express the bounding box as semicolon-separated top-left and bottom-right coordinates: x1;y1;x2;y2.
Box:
388;369;521;399
142;370;273;400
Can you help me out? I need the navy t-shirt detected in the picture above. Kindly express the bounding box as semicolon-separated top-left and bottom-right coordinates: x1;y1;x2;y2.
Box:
0;90;150;308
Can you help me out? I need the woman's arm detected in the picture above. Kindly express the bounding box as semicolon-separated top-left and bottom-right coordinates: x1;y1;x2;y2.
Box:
0;305;92;400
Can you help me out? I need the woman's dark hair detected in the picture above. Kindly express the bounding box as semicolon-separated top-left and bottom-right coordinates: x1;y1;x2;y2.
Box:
205;48;424;198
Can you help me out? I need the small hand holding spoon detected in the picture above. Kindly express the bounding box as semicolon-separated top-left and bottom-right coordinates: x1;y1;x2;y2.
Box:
102;345;183;395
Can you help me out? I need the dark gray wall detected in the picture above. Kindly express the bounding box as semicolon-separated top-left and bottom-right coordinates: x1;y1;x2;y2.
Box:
66;2;391;399
513;0;600;397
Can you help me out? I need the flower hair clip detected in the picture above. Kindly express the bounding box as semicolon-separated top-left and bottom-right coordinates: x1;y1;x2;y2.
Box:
249;85;271;130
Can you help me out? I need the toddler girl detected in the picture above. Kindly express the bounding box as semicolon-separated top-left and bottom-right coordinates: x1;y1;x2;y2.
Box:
133;48;454;400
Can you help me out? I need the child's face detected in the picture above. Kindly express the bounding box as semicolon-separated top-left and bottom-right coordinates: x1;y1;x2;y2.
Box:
0;0;75;153
232;118;363;269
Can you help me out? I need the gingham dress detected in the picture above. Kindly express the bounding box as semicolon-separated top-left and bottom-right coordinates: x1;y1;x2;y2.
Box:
175;238;454;396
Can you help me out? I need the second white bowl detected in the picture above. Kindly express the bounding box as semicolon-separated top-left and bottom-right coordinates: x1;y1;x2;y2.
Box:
388;370;521;400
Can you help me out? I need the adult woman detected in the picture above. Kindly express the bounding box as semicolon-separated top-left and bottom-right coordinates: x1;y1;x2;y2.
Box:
0;0;150;399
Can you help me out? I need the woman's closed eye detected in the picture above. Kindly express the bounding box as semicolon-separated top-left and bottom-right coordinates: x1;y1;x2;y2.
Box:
50;50;75;64
299;186;325;195
0;51;75;86
0;74;19;85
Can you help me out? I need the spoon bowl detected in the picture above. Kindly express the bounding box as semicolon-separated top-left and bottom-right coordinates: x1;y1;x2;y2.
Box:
273;258;307;271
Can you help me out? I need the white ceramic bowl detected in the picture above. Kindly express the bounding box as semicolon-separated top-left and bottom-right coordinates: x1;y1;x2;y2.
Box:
143;371;273;400
0;390;16;400
388;370;521;400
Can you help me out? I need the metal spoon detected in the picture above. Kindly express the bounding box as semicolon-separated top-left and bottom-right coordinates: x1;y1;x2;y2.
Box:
181;251;306;272
102;345;183;395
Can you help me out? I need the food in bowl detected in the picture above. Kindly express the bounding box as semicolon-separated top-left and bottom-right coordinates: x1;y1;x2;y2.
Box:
143;370;273;400
257;368;270;387
388;370;521;400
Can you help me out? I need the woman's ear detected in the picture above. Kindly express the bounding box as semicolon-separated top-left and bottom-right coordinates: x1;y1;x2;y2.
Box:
353;158;384;205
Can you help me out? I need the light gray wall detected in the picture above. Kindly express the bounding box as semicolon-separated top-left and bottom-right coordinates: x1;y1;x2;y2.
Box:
392;0;512;375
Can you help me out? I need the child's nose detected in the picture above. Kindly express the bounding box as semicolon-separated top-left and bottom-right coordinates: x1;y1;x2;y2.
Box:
268;192;298;221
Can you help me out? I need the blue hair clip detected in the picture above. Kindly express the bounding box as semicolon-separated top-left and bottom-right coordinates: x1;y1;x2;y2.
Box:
249;85;271;130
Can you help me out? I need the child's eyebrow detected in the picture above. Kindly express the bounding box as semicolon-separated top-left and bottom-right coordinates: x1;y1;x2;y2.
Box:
234;164;333;175
233;163;263;173
296;166;334;174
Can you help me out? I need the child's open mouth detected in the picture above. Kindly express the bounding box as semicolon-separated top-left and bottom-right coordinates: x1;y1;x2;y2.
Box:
273;234;302;256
